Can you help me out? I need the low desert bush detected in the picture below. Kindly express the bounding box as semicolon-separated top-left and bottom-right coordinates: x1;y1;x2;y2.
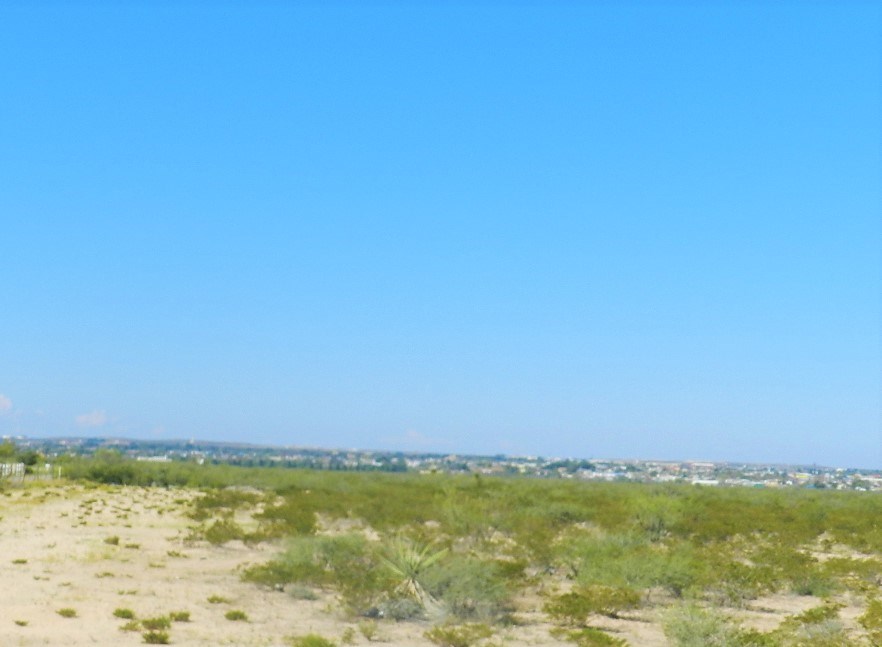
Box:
203;518;247;545
358;620;379;641
544;585;640;625
774;602;850;646
169;611;190;622
860;598;882;645
225;609;248;621
254;496;318;537
551;627;629;647
424;623;494;647
56;608;77;618
114;608;136;619
422;554;514;622
244;534;389;615
662;604;755;647
141;616;171;631
287;634;337;647
142;630;171;644
287;584;318;600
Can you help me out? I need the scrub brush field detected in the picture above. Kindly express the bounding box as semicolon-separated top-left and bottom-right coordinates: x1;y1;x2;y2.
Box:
4;455;882;646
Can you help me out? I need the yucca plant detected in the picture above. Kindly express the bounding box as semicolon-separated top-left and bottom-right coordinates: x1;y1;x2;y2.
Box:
380;537;447;610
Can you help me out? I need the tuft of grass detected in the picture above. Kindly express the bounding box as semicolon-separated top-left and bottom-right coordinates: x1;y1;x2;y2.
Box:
120;620;141;632
14;620;28;627
225;609;248;621
207;594;230;604
142;630;171;644
104;535;120;545
425;623;494;647
358;620;379;642
551;627;629;647
141;616;171;631
169;611;190;622
287;634;337;647
114;608;136;619
57;608;77;618
12;558;27;564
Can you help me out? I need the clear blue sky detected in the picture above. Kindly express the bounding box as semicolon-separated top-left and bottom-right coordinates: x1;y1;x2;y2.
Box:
1;2;879;467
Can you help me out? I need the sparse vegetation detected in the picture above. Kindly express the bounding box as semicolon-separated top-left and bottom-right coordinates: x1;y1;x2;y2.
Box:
56;608;77;618
7;452;882;645
141;616;171;631
287;634;337;647
224;609;248;621
358;620;379;642
142;630;171;644
425;623;494;647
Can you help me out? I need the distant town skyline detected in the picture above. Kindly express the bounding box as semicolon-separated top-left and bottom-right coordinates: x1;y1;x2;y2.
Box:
1;3;879;468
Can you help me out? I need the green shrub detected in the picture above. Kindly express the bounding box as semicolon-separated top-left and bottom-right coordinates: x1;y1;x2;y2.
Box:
105;535;120;545
207;594;230;604
287;634;337;647
860;598;882;646
190;488;262;518
114;608;136;619
287;584;318;600
245;534;389;615
169;611;190;622
782;602;843;628
141;616;171;631
662;604;753;647
57;608;77;618
203;518;246;545
254;496;318;537
142;630;171;644
358;620;379;642
424;623;494;647
551;627;629;647
225;609;248;621
421;554;514;622
545;585;640;624
379;596;424;621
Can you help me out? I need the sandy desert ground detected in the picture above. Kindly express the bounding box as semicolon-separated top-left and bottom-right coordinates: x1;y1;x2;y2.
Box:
0;482;865;646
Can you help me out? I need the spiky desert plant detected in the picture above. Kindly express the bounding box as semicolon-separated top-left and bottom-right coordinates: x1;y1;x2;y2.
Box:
380;537;447;609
